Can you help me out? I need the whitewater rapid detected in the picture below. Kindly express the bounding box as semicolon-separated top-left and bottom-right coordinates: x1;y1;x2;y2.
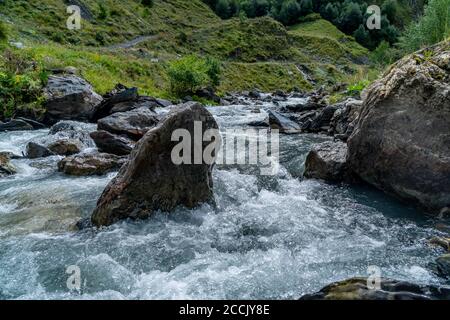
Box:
0;99;447;299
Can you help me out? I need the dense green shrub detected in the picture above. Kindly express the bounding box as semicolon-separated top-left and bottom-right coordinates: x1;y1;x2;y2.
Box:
347;79;370;96
167;55;222;96
399;0;450;52
98;3;109;20
0;50;47;119
370;41;398;66
205;57;221;87
141;0;154;7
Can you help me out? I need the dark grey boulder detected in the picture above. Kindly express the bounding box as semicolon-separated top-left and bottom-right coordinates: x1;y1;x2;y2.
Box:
16;117;46;129
92;86;139;121
91;102;219;227
268;110;301;134
308;105;339;133
25;142;55;159
97;107;159;140
247;119;269;128
43;75;103;124
304;141;355;183
90;130;135;156
0;119;33;132
155;98;173;108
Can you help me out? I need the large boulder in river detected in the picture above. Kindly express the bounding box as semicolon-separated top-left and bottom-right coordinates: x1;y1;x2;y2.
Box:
97;107;159;140
58;153;127;176
347;41;450;213
300;278;450;300
90;130;135;156
304;141;355;183
43;75;103;124
91;102;219;227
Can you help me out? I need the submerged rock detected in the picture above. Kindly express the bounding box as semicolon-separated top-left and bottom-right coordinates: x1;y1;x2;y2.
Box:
58;153;127;176
429;237;450;251
90;130;135;156
247;119;269;128
0;152;16;177
16;117;46;130
436;254;450;278
25;142;55;159
268;110;301;134
43;75;103;124
48;139;83;156
97;107;159;140
300;278;450;300
26;121;94;159
304;141;355;183
0;119;33;132
91;102;219;227
347;41;450;213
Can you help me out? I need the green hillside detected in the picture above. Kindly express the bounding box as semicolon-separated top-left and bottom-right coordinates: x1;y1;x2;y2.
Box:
0;0;371;98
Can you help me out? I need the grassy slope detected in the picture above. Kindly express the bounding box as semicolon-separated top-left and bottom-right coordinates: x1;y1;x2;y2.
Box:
1;0;372;97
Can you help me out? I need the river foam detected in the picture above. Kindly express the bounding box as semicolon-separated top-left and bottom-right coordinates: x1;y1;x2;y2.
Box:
0;100;447;299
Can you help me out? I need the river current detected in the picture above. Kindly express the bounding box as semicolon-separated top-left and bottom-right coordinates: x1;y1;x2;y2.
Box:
0;97;447;299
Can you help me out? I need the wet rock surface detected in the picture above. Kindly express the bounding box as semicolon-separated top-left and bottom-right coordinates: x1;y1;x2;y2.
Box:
97;107;160;140
347;41;450;213
25;142;55;159
0;152;17;177
0;119;34;132
304;141;355;183
58;153;127;176
300;278;450;300
43;75;103;124
91;102;219;227
90;130;135;156
268;110;301;134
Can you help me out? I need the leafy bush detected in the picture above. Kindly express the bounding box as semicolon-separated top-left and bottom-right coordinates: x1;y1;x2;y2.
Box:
167;55;222;96
0;50;47;119
205;57;221;87
370;41;399;66
347;80;370;96
141;0;154;7
399;0;450;52
98;3;109;20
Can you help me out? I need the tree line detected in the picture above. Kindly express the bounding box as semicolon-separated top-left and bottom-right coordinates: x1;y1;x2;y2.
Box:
202;0;427;50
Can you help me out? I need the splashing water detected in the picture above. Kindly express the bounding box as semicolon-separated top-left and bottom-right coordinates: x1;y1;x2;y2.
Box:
0;99;447;300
